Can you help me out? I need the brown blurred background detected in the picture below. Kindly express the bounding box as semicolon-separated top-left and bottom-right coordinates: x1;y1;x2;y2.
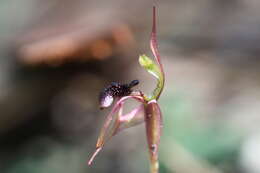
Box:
1;0;260;173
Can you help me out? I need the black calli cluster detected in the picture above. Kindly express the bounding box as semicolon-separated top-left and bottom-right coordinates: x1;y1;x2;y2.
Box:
99;80;139;109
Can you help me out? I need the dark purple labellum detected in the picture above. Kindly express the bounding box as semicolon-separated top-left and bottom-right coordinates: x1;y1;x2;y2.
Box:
99;80;139;109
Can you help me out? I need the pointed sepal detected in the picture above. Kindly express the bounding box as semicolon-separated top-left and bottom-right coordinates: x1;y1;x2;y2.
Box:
139;6;164;101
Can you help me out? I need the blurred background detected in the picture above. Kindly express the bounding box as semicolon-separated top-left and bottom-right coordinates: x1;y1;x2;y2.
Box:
1;0;260;173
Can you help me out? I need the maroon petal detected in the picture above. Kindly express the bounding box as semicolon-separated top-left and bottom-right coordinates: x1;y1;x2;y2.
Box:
88;95;144;165
145;100;163;173
117;104;145;132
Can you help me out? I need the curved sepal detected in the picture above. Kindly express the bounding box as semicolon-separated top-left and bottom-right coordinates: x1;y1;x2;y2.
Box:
139;6;164;101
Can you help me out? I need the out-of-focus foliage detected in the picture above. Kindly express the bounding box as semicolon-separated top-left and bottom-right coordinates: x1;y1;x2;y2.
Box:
160;93;242;172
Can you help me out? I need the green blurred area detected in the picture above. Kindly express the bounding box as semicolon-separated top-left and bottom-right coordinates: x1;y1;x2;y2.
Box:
160;92;242;173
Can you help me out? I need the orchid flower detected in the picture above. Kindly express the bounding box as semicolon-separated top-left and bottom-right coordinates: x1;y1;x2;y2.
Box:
88;6;165;173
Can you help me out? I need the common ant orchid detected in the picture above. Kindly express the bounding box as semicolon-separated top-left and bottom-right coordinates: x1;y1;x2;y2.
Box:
88;6;165;173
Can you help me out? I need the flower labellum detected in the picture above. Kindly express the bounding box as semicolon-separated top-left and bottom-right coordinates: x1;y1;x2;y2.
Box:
99;80;139;109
